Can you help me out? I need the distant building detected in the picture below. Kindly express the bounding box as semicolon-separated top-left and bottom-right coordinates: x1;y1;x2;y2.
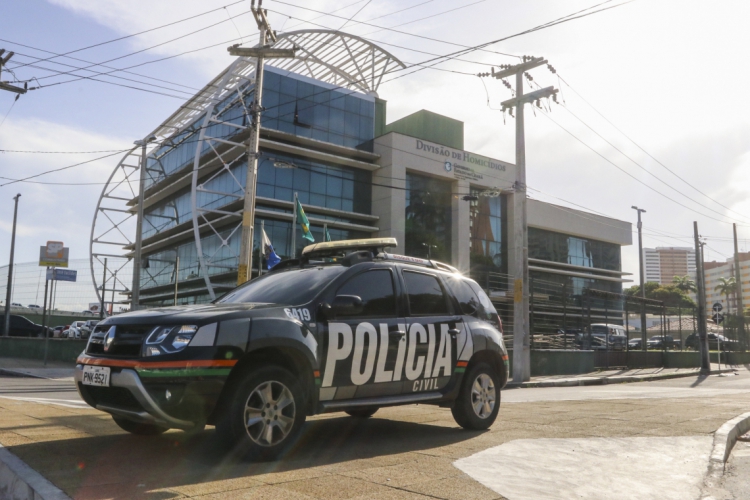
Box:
703;252;750;314
643;247;696;285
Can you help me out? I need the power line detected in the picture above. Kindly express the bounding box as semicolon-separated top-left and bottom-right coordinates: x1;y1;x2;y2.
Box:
1;38;203;92
538;108;743;227
0;149;127;154
339;0;372;31
357;0;490;38
9;0;247;71
558;75;750;224
0;150;129;187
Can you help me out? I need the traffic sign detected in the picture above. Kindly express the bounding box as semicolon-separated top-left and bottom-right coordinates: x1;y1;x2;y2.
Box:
713;302;723;313
712;312;724;324
46;268;77;282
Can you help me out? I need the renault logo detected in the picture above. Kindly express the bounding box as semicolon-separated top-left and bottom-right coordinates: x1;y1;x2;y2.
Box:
103;326;116;352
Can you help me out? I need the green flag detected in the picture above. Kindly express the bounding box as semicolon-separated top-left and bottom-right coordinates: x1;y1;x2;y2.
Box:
325;227;332;242
296;198;315;242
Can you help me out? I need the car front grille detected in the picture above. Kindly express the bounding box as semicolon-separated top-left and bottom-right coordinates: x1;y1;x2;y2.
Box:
86;325;155;358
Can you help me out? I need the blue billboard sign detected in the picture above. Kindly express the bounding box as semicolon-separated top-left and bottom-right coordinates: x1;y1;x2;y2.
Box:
46;268;77;282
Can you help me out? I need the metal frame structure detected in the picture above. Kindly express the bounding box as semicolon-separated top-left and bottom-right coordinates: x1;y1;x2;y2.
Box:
90;29;405;305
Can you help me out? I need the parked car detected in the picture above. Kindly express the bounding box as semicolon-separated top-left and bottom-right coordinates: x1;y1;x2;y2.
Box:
80;320;99;339
10;302;24;308
28;304;41;310
0;315;51;337
51;325;67;338
66;321;88;340
628;338;643;350
577;324;628;350
685;333;739;351
647;335;681;350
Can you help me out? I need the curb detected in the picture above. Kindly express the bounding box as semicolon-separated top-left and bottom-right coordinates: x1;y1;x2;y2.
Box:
506;368;737;388
0;368;48;380
707;411;750;478
0;445;70;500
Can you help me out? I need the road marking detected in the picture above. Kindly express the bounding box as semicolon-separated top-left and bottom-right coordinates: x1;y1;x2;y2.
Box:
454;436;712;500
0;396;89;409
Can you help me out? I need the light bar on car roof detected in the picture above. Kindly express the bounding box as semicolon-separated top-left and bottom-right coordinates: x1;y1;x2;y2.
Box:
302;237;397;256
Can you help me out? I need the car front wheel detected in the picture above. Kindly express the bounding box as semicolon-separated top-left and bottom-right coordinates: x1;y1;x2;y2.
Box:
451;362;500;430
216;365;306;460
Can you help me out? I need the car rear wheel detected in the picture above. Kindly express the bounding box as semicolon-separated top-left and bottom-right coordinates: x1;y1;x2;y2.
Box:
112;416;168;436
216;365;306;460
451;362;500;430
345;408;378;418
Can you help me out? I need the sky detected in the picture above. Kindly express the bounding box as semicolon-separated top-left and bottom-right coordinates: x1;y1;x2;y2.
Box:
1;0;750;291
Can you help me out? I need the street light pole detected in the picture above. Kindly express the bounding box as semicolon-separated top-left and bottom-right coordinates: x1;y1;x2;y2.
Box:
3;193;20;337
632;206;647;349
131;135;156;310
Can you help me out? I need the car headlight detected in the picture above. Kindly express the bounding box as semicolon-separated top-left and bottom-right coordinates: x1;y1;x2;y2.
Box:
143;325;198;356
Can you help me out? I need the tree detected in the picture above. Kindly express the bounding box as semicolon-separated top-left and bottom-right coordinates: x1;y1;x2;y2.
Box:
714;276;737;314
672;275;697;294
626;282;696;309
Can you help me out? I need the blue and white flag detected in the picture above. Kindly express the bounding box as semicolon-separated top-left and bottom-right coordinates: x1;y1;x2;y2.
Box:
262;227;281;269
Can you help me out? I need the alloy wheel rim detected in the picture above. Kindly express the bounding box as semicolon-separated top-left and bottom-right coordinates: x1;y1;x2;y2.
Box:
244;380;296;446
471;373;496;419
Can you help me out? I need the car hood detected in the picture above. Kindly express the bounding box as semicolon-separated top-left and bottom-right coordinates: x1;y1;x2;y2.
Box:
96;303;286;326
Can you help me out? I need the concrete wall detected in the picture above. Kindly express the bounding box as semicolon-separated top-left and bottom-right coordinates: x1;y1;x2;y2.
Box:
508;349;595;376
0;337;85;364
663;351;701;368
527;199;633;247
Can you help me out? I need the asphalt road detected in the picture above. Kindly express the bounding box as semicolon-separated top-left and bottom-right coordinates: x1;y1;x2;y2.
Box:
0;375;88;409
4;370;750;409
3;371;750;499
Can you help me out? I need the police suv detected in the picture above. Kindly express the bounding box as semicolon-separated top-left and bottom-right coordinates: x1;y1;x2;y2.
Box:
76;238;509;458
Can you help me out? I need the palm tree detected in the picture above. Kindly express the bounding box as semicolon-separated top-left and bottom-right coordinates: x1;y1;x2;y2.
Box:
714;276;737;314
672;275;697;294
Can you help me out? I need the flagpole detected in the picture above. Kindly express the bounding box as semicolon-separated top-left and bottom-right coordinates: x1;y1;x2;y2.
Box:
259;221;264;277
291;192;297;259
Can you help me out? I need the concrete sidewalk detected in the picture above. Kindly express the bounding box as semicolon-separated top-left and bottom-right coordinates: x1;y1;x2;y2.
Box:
0;357;74;380
508;363;739;388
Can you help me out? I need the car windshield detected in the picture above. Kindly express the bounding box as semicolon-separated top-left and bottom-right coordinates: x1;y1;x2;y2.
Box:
217;266;347;305
591;325;609;334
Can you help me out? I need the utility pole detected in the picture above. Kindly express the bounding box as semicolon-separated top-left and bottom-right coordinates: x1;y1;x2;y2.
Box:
131;135;156;310
493;56;558;383
632;206;647;349
230;0;295;285
693;221;710;373
733;223;745;346
3;193;20;337
0;50;28;96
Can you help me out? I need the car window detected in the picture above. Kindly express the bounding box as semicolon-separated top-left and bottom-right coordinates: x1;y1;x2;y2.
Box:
465;281;501;324
218;266;347;305
403;271;451;316
336;269;397;317
444;277;481;316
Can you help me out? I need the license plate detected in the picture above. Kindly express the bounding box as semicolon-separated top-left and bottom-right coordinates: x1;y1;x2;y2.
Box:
82;365;110;387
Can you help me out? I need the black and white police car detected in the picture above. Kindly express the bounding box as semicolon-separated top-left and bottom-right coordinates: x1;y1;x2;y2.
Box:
76;238;509;458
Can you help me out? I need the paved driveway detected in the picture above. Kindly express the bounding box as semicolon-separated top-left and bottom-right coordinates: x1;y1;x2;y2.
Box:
2;373;750;499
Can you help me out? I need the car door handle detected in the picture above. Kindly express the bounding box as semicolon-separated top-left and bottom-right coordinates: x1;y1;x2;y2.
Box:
448;329;460;338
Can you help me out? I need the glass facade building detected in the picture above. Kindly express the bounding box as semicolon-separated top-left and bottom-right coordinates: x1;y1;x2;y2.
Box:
137;67;378;306
404;173;452;262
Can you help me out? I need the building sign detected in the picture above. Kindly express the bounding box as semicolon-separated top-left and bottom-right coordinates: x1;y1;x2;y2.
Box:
39;241;69;268
413;139;511;184
46;268;77;282
89;303;101;313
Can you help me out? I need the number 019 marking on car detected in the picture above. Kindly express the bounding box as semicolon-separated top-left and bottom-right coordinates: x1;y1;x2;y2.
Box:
284;308;311;321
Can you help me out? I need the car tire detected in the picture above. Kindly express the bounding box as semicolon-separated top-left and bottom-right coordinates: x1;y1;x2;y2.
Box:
345;408;378;418
451;361;500;431
112;416;168;436
215;365;306;460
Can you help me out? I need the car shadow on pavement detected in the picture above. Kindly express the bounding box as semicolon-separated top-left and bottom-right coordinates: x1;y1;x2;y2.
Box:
7;412;481;499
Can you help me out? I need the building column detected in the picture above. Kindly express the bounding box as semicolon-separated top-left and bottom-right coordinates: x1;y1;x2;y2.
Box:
452;179;471;273
371;150;406;254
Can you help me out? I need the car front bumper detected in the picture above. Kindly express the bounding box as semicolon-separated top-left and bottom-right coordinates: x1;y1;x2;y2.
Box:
74;364;195;430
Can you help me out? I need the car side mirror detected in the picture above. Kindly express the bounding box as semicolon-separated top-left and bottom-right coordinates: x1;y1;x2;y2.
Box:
331;295;363;317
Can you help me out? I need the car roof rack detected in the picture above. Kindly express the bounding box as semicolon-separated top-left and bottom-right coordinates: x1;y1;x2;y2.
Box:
302;237;397;259
379;253;459;274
